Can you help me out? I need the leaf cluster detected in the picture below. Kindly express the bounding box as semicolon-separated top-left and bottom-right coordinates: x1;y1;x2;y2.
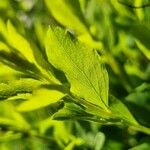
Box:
0;0;150;149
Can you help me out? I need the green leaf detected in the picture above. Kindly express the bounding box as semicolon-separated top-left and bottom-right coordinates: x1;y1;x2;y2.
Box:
129;137;150;150
17;88;66;112
129;23;150;50
109;95;138;125
136;40;150;60
0;102;30;130
0;117;24;130
93;132;105;150
0;131;22;142
7;21;36;64
46;26;109;111
0;60;22;82
44;0;88;34
0;23;43;80
53;103;110;125
126;83;150;111
0;78;41;100
5;21;60;84
0;49;43;80
53;102;93;121
44;0;103;50
0;42;9;51
64;138;84;150
0;18;8;39
130;144;150;150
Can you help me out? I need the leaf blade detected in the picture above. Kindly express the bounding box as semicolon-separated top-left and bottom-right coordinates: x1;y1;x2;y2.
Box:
109;95;138;125
0;78;41;100
45;0;88;35
17;88;66;112
46;26;109;110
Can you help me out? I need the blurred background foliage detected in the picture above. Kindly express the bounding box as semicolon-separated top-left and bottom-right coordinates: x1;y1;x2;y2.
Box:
0;0;150;149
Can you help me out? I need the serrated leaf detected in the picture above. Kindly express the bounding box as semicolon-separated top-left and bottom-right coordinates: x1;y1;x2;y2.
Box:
46;26;109;111
17;88;66;112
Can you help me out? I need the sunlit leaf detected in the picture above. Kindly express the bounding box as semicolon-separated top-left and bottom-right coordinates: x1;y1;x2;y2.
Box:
0;42;9;52
0;131;22;142
0;78;41;100
0;101;30;130
17;88;66;112
46;26;109;111
0;22;60;84
7;21;36;63
45;0;88;34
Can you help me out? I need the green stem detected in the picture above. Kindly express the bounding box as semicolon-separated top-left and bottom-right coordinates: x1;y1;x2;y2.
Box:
130;124;150;135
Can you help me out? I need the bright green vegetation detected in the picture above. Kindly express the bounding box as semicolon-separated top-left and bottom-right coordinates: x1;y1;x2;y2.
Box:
0;0;150;149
